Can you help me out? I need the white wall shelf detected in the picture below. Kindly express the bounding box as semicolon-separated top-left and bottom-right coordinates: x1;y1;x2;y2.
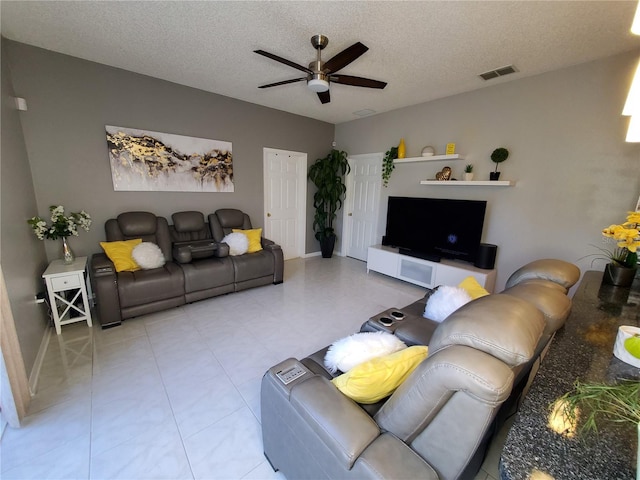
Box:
419;180;515;187
394;154;464;164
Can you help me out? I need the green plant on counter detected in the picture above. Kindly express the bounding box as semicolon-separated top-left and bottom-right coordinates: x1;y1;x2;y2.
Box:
382;146;398;188
557;380;640;435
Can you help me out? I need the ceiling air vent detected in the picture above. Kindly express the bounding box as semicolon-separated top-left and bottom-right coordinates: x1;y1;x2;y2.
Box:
479;65;517;81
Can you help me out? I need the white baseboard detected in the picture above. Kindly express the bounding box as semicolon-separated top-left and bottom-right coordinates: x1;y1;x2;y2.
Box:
28;326;52;396
304;250;345;258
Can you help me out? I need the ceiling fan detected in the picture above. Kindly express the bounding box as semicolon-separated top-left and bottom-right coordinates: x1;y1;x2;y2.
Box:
254;35;387;104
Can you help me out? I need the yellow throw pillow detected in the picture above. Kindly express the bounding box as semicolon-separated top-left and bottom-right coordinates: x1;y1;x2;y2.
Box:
458;276;490;299
100;239;143;272
232;228;263;253
331;345;429;404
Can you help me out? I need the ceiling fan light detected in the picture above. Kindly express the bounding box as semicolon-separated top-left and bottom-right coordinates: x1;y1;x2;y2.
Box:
622;58;640;115
632;0;640;35
308;78;329;92
626;115;640;142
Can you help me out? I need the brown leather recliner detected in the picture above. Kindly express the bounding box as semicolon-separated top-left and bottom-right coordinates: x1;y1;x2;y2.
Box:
208;208;284;290
90;211;185;328
169;211;235;303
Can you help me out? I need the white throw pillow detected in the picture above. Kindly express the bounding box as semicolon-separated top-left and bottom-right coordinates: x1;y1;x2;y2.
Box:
131;242;165;270
324;331;407;374
222;232;249;256
424;285;472;323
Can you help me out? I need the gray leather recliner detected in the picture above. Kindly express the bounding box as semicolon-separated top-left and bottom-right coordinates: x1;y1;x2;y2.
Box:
261;294;545;480
355;258;580;477
208;208;284;289
90;209;285;328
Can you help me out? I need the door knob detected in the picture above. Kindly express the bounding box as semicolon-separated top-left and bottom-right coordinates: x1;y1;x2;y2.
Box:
348;213;353;216
267;213;271;217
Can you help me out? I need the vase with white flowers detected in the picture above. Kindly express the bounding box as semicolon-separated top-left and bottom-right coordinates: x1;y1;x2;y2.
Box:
28;205;92;264
596;211;640;287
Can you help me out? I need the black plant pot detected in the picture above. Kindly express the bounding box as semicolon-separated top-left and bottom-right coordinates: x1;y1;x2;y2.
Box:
602;263;637;288
320;234;336;258
489;172;501;181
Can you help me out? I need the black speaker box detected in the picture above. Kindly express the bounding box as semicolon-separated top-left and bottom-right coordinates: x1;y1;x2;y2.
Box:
474;243;497;270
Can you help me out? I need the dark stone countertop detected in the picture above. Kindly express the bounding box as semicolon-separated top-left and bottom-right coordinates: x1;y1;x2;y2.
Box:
500;270;640;480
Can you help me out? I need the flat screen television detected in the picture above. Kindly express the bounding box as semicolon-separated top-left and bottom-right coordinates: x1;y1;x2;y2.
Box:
383;196;487;264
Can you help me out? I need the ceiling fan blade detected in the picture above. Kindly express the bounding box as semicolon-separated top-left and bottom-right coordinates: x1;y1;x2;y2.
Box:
330;74;387;89
317;90;330;104
258;77;307;89
323;42;368;73
254;50;312;74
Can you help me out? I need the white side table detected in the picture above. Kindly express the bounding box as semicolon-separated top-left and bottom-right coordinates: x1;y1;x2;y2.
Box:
42;256;93;335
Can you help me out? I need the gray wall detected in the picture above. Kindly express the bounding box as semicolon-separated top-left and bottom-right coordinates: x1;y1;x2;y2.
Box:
336;50;640;290
1;39;50;375
5;40;335;261
2;39;334;380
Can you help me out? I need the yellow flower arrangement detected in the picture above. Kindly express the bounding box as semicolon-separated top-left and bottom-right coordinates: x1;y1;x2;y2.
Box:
601;211;640;268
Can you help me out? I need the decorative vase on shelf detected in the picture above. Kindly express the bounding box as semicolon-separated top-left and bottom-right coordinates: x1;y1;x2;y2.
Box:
398;138;406;159
489;172;501;181
464;172;474;181
602;263;637;288
61;237;75;264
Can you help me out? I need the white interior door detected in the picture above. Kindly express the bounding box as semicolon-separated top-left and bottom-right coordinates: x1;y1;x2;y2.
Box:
343;153;383;261
263;148;307;260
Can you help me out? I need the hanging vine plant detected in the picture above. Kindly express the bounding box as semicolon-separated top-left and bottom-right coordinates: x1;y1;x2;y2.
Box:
382;146;398;188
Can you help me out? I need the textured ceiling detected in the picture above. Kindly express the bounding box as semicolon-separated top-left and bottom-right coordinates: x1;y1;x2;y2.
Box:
2;1;640;125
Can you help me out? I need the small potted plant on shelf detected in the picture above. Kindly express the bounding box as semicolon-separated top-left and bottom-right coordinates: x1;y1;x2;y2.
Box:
490;147;509;180
382;146;398;188
464;164;474;181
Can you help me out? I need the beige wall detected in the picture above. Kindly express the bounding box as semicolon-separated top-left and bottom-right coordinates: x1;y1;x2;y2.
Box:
1;39;50;376
336;49;640;290
5;40;335;261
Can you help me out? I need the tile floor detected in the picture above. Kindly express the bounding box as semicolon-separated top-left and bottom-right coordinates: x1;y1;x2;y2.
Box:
1;256;503;479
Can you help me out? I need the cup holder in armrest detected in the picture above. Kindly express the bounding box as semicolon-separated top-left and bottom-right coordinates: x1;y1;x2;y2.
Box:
379;316;394;327
172;240;218;263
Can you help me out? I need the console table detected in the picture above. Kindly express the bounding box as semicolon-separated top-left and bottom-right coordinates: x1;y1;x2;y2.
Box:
500;270;640;480
367;245;496;291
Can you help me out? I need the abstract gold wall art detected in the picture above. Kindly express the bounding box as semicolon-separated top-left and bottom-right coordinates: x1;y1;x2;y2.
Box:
106;125;233;192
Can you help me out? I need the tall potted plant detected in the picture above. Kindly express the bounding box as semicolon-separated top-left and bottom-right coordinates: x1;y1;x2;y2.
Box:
308;149;350;258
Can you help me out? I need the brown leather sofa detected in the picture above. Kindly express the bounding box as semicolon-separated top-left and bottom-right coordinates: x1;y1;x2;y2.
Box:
90;209;284;328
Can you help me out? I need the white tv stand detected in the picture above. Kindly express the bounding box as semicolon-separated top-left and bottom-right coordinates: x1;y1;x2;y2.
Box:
367;245;497;292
